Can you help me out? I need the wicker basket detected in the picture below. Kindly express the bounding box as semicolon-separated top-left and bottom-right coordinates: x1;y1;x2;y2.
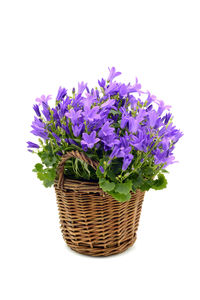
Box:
54;150;145;256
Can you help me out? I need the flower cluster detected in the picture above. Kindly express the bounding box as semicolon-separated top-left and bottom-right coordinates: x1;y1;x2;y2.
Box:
28;67;183;201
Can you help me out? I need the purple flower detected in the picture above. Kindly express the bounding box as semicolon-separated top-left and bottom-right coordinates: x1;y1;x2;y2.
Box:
81;131;100;149
160;137;171;150
102;134;119;149
101;98;116;109
107;67;121;82
119;80;141;97
163;113;172;125
59;97;71;117
122;154;133;171
96;90;100;98
31;117;48;140
52;108;60;121
110;137;132;159
146;104;153;112
165;155;177;166
78;82;87;95
29;67;183;175
52;132;61;143
154;149;166;165
56;87;67;101
158;125;166;137
153;148;176;166
119;84;128;97
61;124;70;135
127;78;141;93
129;95;138;110
137;109;147;122
105;82;119;95
99;166;104;174
35;95;52;105
146;92;157;106
98;121;114;138
121;109;146;132
98;78;106;88
128;117;139;133
121;113;129;129
27;141;39;149
42;102;51;121
131;129;148;152
56;151;63;156
155;99;171;115
83;93;98;108
72;124;84;137
65;138;78;146
98;121;119;149
148;110;158;128
83;106;100;122
163;124;183;145
171;130;183;144
65;109;82;124
33;104;41;117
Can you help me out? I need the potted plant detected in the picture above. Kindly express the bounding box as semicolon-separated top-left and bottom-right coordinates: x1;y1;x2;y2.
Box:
27;67;183;256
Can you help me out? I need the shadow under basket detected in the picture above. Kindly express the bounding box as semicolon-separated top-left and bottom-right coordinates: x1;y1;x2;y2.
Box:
54;178;145;257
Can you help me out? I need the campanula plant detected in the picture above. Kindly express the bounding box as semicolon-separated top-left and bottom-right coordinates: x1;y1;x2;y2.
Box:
27;68;183;202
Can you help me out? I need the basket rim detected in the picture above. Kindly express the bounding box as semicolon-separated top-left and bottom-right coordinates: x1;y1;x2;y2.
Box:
54;177;143;197
54;177;103;193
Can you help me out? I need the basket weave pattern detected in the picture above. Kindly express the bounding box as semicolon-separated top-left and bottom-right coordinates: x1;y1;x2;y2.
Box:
55;151;145;256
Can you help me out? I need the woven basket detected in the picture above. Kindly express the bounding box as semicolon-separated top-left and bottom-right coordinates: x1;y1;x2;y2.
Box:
54;150;145;256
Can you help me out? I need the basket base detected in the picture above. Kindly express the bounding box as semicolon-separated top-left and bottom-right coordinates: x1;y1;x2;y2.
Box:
63;234;137;257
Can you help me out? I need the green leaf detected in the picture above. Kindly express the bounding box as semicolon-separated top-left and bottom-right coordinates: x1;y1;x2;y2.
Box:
115;180;132;194
109;159;123;175
33;163;43;172
99;178;115;192
73;138;81;143
110;109;120;116
161;169;169;174
38;145;58;167
64;144;82;152
44;156;57;167
140;179;154;191
86;152;99;160
112;122;121;128
109;191;131;202
37;172;45;181
131;173;143;190
43;178;54;187
152;173;167;190
36;167;56;188
46;168;56;181
106;169;117;182
142;166;155;176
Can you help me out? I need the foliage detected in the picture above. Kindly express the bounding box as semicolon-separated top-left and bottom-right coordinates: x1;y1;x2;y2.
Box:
27;67;182;201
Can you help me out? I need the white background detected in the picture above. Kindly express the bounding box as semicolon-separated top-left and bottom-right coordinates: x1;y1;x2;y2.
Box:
0;0;200;299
